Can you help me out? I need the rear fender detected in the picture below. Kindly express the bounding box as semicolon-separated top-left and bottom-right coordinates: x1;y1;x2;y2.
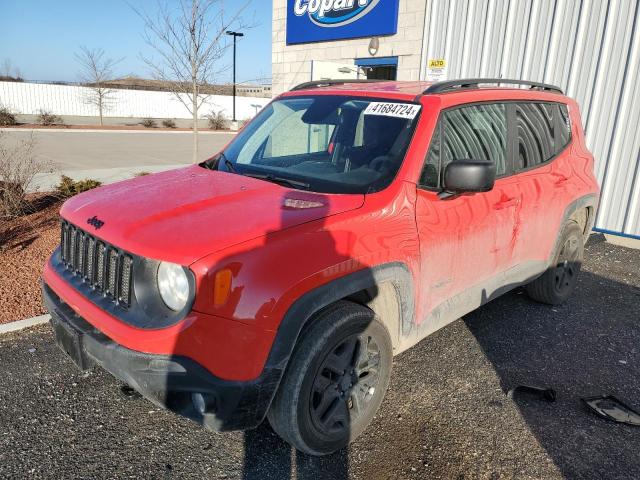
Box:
548;194;599;264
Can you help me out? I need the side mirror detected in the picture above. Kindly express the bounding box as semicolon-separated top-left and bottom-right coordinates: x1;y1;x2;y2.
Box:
442;159;496;196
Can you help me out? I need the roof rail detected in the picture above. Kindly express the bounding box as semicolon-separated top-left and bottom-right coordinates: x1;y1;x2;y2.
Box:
424;78;563;95
290;79;387;91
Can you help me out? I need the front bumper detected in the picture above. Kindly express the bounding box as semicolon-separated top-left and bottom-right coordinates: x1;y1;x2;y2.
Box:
42;282;281;431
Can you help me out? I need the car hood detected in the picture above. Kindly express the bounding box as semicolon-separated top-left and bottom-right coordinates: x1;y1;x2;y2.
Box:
60;165;364;265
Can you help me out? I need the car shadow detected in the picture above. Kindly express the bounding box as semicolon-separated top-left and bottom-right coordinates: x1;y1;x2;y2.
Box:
242;422;351;480
163;188;388;479
462;240;640;478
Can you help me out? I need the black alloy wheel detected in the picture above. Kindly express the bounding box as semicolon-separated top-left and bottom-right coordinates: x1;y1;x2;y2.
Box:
526;220;584;305
553;234;581;296
309;332;382;438
267;301;392;455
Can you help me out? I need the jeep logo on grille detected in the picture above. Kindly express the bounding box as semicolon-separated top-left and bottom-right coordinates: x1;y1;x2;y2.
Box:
87;216;105;230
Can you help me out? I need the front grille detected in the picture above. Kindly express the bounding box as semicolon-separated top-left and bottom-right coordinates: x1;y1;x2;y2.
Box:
60;220;133;308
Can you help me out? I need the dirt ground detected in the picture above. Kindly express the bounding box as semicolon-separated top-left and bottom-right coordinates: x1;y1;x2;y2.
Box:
0;194;62;323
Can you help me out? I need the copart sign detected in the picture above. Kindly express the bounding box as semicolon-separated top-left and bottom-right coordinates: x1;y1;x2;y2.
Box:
286;0;399;45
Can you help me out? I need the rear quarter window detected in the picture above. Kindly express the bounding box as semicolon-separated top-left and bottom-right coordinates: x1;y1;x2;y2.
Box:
556;103;571;152
515;103;555;169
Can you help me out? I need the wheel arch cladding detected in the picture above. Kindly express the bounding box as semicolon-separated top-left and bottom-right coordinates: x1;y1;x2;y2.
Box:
266;262;415;374
548;194;598;264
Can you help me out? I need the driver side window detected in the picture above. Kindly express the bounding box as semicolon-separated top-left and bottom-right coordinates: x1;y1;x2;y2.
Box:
420;103;507;188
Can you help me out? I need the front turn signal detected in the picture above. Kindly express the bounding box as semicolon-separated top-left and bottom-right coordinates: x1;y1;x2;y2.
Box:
213;268;233;306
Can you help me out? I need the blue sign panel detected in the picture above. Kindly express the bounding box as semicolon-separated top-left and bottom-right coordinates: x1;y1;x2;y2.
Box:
286;0;400;45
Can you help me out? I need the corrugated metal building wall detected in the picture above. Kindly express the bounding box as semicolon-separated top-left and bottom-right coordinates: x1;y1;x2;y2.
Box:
419;0;640;238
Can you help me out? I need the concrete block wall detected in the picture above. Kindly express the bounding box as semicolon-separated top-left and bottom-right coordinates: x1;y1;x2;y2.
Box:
271;0;427;95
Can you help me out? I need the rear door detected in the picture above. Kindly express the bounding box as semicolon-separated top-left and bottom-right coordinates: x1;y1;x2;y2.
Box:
415;102;520;316
509;102;573;265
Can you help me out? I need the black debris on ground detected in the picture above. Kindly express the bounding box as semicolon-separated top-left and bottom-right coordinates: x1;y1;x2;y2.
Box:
0;238;638;479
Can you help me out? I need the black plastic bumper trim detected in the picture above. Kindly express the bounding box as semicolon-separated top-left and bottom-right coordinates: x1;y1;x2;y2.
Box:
42;281;280;431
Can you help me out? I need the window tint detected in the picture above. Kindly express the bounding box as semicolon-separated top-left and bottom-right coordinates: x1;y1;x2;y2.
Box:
556;104;571;152
515;103;555;169
419;103;506;188
219;96;420;194
443;104;507;175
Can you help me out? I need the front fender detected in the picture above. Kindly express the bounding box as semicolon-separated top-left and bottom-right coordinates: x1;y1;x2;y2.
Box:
265;261;415;370
228;260;415;427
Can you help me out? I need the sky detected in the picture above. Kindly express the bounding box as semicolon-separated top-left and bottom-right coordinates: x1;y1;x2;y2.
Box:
0;0;272;85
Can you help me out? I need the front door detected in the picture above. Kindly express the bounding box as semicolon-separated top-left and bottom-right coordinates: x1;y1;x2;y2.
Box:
414;103;520;326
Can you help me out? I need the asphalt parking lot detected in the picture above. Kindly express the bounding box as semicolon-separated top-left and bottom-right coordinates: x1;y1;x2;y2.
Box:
1;237;638;479
2;129;235;170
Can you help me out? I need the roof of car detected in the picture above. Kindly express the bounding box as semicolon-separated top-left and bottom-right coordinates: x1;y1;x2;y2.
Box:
299;80;432;95
282;81;430;100
281;79;565;101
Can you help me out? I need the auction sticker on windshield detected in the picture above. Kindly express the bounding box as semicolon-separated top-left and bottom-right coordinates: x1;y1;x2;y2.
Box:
364;102;421;119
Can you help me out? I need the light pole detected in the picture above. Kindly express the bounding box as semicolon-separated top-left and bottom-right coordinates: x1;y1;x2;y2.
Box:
226;30;244;124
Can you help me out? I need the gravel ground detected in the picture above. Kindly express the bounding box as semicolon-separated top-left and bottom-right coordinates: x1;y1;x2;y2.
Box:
0;238;638;479
0;195;61;323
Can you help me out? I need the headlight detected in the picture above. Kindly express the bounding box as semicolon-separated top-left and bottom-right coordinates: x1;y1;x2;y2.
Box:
157;262;190;311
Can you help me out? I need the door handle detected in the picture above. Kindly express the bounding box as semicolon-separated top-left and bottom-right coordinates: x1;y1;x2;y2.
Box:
494;198;519;210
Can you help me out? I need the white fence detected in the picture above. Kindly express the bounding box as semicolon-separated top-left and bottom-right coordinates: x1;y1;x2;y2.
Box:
0;81;271;120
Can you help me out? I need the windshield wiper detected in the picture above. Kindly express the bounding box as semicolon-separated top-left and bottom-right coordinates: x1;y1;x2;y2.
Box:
243;173;310;190
217;152;238;173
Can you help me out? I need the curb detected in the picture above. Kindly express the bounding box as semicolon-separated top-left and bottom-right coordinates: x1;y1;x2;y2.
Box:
0;314;51;335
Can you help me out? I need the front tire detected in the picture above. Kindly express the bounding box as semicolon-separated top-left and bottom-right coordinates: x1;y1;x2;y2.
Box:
267;301;392;456
526;220;584;305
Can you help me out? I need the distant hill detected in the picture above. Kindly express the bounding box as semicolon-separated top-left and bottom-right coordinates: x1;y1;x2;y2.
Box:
0;75;272;98
0;75;24;82
97;76;271;97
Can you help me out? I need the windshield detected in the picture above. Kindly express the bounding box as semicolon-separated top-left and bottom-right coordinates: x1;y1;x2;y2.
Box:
206;95;421;194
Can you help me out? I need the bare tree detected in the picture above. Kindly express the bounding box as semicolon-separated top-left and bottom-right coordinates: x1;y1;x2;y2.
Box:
133;0;250;162
75;47;122;126
0;131;51;217
1;58;22;80
1;58;12;77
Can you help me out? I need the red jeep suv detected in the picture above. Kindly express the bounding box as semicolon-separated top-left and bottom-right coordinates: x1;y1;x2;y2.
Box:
43;79;599;455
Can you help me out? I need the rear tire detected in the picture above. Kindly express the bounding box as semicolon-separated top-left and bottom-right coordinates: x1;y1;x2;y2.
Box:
525;220;584;305
267;301;392;456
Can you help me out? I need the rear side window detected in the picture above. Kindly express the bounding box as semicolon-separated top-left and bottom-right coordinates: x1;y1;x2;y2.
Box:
515;103;555;169
420;103;506;188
